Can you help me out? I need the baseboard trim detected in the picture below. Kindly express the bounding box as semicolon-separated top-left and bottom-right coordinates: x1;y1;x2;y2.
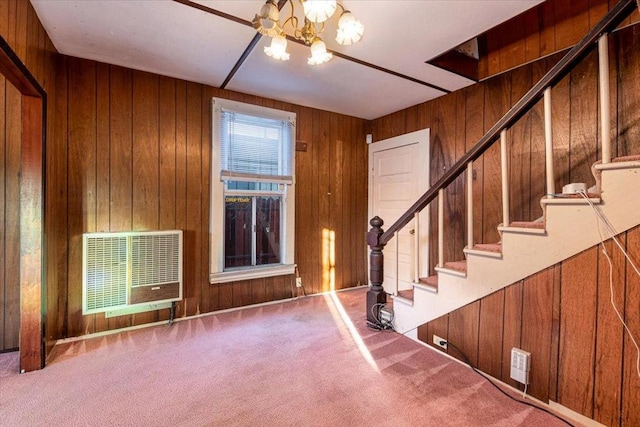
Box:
51;285;369;347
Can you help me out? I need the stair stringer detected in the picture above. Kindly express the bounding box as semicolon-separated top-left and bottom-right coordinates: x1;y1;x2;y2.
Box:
393;162;640;334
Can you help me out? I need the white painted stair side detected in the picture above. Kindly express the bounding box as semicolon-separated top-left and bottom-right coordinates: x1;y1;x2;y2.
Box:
393;163;640;334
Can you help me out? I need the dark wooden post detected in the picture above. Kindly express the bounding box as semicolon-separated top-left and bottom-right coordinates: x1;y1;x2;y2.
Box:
367;216;387;323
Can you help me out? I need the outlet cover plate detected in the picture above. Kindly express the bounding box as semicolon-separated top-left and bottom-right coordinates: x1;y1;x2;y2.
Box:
510;348;531;385
433;334;448;350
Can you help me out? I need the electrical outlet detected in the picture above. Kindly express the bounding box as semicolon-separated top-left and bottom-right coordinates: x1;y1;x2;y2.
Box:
510;348;531;385
433;334;447;350
296;277;302;288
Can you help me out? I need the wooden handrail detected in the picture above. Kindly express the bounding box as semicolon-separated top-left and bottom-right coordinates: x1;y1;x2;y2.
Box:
377;0;637;246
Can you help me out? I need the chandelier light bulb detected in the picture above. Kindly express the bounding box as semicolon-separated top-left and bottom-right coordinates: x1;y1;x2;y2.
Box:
303;0;337;23
335;11;364;45
264;35;290;61
307;38;333;65
253;0;281;37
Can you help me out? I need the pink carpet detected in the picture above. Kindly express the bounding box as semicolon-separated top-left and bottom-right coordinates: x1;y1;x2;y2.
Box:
1;288;571;426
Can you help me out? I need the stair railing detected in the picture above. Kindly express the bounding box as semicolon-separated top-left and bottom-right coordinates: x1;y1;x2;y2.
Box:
366;0;638;323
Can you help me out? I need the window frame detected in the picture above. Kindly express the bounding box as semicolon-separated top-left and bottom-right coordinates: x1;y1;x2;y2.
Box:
209;98;296;284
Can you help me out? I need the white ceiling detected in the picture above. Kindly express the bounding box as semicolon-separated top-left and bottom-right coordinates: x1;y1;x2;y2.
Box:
30;0;543;120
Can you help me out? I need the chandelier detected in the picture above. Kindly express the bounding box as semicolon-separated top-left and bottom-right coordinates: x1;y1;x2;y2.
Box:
253;0;364;65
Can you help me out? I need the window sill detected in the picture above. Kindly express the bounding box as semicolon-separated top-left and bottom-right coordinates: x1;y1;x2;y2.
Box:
210;264;296;284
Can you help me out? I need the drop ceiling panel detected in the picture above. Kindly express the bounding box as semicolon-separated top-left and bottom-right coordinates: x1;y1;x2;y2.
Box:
30;0;257;87
227;37;441;120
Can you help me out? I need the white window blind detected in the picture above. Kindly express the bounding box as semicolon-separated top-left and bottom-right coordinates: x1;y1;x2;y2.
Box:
220;110;294;183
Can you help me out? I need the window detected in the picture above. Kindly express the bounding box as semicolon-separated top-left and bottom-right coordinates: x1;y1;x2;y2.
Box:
210;98;296;283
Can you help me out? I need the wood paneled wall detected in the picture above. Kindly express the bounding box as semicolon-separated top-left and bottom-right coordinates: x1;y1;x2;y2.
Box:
0;0;57;353
479;0;640;79
417;227;640;426
47;56;368;343
2;0;367;351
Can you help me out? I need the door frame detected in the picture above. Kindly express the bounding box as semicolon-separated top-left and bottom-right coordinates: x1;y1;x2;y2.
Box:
367;129;430;291
0;36;46;372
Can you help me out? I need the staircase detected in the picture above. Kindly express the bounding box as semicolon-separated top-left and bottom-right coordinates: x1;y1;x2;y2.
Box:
366;0;640;335
392;157;640;334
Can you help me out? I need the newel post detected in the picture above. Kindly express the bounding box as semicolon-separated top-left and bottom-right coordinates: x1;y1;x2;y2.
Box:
367;216;387;323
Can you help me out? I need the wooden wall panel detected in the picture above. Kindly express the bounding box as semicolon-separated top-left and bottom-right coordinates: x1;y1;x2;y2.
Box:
477;290;504;379
481;72;509;241
353;117;367;284
558;248;598;417
431;94;458;265
617;25;640;157
185;82;202;316
447;301;480;366
0;72;5;349
478;0;636;79
528;59;549;220
569;50;599;184
452;92;466;258
174;79;188;318
39;54;366;339
294;105;315;293
551;64;572;190
464;84;485;247
47;53;68;348
67;57;97;337
501;281;523;388
508;65;532;222
521;268;555;402
622;227;640;427
593;239;625;426
158;76;177;231
331;115;343;290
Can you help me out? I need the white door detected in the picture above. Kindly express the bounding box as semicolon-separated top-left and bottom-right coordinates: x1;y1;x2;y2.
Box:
368;130;429;295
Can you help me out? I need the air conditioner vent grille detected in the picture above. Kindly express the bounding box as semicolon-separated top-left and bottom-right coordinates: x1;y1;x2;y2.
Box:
83;230;183;315
131;234;180;287
85;236;128;311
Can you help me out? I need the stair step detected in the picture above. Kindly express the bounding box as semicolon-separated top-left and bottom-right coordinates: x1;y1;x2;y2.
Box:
509;221;545;229
417;276;438;293
473;243;502;252
464;242;503;259
392;289;414;306
435;260;467;278
541;194;601;205
397;289;414;300
594;155;640;171
498;221;546;235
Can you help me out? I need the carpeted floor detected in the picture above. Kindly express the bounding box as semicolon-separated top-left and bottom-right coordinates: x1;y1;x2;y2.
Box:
0;287;570;426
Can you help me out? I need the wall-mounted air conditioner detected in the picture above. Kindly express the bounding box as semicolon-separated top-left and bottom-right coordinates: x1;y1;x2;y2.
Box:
83;230;183;317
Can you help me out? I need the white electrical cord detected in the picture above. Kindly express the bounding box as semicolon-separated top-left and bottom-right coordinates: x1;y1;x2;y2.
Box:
579;191;640;378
